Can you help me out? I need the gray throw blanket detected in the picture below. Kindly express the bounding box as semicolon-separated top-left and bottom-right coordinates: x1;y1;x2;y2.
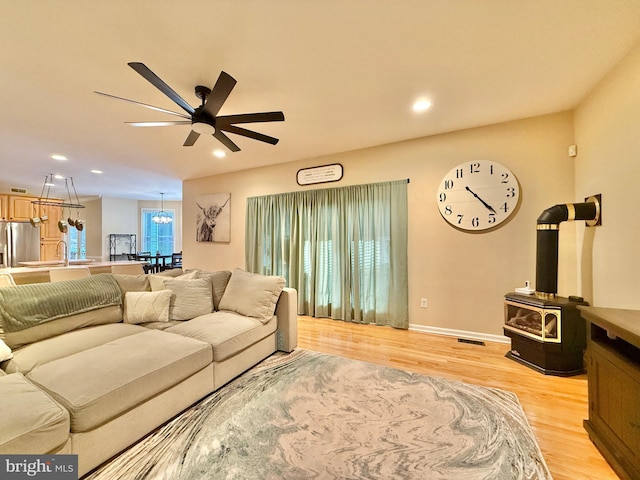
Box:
0;274;122;333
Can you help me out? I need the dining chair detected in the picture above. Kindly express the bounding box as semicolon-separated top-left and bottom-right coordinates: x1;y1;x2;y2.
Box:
0;273;16;287
49;267;91;282
111;263;144;275
135;252;153;273
171;252;182;269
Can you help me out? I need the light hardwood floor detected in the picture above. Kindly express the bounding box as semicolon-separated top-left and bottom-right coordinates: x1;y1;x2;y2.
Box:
296;316;619;480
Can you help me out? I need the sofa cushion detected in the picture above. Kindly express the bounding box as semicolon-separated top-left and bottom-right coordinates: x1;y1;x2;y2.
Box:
112;273;151;295
0;274;124;349
27;330;212;433
166;311;277;362
149;276;213;321
185;269;232;310
153;268;184;277
3;323;146;375
123;290;172;324
218;268;285;323
2;305;123;350
0;373;70;454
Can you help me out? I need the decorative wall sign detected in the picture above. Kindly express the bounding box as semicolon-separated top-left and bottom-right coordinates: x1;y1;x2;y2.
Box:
297;163;343;186
196;193;231;243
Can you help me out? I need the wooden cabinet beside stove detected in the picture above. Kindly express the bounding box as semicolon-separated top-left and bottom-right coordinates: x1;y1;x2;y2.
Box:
579;306;640;480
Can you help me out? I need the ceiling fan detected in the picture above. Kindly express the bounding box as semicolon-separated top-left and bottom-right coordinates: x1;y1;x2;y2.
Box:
95;62;284;151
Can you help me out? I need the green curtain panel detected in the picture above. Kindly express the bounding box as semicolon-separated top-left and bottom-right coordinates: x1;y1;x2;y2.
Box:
246;179;408;328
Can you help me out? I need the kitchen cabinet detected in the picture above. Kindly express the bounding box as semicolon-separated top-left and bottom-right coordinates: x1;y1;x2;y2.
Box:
4;195;64;261
40;241;61;263
8;195;37;221
39;205;63;261
0;194;7;220
579;306;640;480
39;205;63;241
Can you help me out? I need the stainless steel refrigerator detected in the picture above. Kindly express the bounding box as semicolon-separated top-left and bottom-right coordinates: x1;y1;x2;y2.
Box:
0;221;41;268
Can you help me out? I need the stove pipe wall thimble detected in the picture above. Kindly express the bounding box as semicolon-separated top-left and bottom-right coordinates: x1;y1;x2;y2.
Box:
535;196;600;297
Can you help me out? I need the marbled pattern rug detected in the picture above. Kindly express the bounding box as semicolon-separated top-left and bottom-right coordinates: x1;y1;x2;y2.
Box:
85;349;552;480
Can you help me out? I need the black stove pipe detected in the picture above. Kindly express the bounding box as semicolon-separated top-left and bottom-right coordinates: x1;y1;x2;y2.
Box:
536;201;599;297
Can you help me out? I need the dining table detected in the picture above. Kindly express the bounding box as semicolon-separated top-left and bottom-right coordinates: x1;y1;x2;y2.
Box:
135;254;173;273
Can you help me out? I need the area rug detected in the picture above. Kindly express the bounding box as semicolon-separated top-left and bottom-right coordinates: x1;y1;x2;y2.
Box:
85;349;552;480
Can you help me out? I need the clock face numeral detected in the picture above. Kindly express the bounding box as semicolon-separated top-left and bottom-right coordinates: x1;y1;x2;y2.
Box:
436;160;520;232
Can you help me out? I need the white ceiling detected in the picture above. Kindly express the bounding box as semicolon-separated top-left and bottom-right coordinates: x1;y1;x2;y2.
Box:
1;1;640;201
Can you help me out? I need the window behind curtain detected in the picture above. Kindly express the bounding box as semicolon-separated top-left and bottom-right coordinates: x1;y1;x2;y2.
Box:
141;208;175;254
246;179;408;328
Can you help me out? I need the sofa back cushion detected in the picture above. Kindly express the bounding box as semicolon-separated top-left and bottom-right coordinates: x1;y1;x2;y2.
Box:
111;273;151;295
148;276;213;321
0;274;123;349
217;268;286;323
185;269;232;310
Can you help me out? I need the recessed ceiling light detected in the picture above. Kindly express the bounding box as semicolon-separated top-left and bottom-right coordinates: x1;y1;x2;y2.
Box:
213;149;226;158
54;174;65;180
412;99;432;112
91;169;103;174
51;154;67;161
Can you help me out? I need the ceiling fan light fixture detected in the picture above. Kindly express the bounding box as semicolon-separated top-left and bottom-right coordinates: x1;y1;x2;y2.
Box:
192;121;215;135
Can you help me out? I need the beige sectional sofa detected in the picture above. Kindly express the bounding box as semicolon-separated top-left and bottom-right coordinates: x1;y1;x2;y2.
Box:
0;268;297;477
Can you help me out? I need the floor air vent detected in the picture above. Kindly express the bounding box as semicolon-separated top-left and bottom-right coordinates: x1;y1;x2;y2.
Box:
457;338;485;346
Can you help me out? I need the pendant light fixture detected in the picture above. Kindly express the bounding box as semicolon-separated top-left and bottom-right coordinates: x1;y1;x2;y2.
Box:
152;193;173;224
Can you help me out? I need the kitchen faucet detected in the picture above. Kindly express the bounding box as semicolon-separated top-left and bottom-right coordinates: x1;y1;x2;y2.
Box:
56;240;69;267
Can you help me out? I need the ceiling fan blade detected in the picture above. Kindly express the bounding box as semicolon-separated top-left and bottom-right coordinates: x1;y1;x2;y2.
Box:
219;124;280;145
126;121;192;127
213;129;240;152
202;71;237;117
216;111;285;126
183;130;200;147
128;62;195;115
94;91;191;119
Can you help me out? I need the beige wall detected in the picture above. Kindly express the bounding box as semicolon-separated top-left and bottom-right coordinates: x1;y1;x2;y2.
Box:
574;42;640;309
83;197;183;260
83;197;103;259
183;111;577;337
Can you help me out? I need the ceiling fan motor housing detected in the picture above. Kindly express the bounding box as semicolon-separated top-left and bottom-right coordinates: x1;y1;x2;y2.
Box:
194;85;211;103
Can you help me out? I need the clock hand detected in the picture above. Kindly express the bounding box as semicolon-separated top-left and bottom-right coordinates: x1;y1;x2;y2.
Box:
465;186;497;213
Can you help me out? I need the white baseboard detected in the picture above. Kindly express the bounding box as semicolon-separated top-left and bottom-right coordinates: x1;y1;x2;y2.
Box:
409;323;510;345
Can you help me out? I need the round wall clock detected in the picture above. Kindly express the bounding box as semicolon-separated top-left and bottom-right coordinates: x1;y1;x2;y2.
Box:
436;160;520;231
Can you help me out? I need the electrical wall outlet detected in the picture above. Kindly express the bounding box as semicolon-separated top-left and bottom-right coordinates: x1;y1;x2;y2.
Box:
420;298;428;308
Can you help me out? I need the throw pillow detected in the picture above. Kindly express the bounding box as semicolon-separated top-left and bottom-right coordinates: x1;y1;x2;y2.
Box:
218;268;285;323
123;290;172;324
185;269;232;310
0;338;13;362
149;277;213;321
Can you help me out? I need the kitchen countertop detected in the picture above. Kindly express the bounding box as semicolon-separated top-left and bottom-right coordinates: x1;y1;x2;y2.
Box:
0;261;148;284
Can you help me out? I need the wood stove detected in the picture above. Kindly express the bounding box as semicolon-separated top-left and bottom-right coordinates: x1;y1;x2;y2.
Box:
504;196;600;376
504;293;588;376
